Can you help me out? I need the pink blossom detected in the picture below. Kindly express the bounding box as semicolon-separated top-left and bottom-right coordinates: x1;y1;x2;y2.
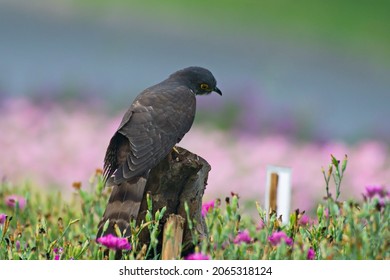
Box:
307;248;315;260
365;185;387;199
53;247;63;260
324;208;329;218
5;195;26;210
15;240;21;251
233;229;251;244
185;252;211;260
256;219;265;230
0;213;6;224
268;231;293;246
299;215;310;226
2;98;390;215
377;198;388;210
201;200;215;217
53;247;63;254
96;234;131;250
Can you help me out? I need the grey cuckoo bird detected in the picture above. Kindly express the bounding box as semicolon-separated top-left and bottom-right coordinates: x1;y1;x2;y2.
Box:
97;66;221;238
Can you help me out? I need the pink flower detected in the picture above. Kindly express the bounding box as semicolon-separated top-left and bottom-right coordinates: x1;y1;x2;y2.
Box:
53;247;63;254
377;198;388;210
365;185;387;199
96;234;131;250
185;252;210;260
323;208;330;218
5;195;26;210
307;248;315;260
15;240;21;251
0;213;6;224
256;219;265;230
53;247;63;260
299;215;310;226
201;200;215;217
268;231;293;246
233;229;251;244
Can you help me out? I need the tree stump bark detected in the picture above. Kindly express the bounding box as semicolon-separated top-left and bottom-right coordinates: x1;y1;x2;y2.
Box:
136;146;210;257
161;214;185;260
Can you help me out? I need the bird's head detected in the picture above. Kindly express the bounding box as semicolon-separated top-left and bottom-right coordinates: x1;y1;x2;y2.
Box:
170;66;222;96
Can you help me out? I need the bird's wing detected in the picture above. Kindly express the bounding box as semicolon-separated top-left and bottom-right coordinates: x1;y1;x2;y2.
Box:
105;85;196;184
103;130;129;184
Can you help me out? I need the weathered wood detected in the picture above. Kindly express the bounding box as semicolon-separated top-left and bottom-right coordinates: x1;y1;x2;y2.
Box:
136;146;210;256
269;172;279;215
161;214;185;260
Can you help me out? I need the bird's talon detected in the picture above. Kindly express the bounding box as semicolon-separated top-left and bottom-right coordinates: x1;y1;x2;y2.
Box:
172;146;180;155
171;146;181;161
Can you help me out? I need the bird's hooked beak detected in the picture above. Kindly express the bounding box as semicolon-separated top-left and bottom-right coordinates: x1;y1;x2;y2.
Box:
213;87;222;96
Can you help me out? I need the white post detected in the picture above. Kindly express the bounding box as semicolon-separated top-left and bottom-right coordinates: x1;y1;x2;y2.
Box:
265;165;292;224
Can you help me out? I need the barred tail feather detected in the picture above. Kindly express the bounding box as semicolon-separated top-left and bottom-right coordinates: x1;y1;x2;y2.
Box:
97;175;147;238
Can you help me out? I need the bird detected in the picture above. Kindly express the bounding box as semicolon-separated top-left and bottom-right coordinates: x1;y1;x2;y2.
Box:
97;66;222;238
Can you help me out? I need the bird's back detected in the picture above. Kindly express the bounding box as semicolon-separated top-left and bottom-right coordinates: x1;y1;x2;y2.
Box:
106;79;196;184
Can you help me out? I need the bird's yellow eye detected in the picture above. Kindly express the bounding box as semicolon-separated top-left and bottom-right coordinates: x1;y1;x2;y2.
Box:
200;83;209;90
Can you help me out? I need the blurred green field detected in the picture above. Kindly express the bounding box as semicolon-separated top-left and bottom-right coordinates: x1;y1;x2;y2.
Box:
74;0;390;63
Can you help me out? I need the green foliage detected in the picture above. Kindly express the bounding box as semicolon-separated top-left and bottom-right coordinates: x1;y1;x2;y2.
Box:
0;157;389;260
192;163;389;260
322;154;348;200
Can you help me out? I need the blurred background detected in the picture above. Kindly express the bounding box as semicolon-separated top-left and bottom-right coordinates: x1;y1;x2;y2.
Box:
1;0;389;214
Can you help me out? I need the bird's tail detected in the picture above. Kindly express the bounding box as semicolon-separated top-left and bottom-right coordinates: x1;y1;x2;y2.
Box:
97;175;147;238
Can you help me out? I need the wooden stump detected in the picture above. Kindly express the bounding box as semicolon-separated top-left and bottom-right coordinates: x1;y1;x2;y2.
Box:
136;146;210;257
161;214;185;260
